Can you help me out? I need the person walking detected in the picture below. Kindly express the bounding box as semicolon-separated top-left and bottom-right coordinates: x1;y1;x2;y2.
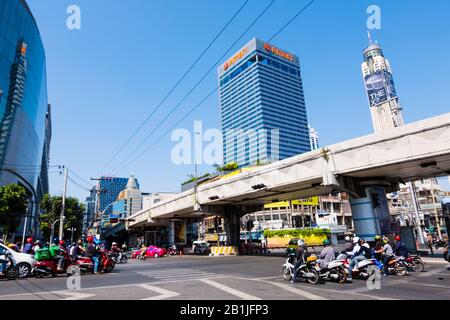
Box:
427;233;434;255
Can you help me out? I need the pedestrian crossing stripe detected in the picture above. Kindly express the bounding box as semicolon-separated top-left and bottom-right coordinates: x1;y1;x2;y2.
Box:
136;268;221;280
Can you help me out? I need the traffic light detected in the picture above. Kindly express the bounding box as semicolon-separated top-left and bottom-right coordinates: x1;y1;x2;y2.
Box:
371;193;380;209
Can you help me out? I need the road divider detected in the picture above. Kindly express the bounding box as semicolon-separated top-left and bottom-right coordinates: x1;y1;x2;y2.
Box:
209;246;238;256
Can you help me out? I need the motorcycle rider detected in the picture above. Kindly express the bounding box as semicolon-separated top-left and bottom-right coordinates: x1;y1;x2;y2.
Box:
291;239;308;284
317;239;335;269
394;235;408;258
347;237;371;281
0;245;8;276
375;237;394;276
49;239;66;271
85;236;100;274
33;240;42;253
139;244;148;261
23;237;34;254
110;242;121;261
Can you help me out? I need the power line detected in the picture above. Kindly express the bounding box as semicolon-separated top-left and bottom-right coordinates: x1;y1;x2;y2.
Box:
96;0;251;176
67;168;94;188
111;0;277;174
114;0;317;173
67;176;91;193
115;87;218;173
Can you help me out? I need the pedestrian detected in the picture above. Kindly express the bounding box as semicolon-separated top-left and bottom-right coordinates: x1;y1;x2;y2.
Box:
427;233;434;255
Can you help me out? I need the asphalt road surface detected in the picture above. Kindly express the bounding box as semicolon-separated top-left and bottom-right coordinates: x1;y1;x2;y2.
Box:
0;255;449;300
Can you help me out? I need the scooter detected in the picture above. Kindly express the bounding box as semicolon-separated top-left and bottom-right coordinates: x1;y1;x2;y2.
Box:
281;253;319;284
315;258;347;283
76;250;115;273
337;252;379;279
0;251;19;280
168;244;178;256
33;251;78;278
110;251;128;264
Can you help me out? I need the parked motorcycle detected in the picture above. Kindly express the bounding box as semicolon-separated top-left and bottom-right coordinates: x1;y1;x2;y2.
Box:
281;253;319;284
0;251;19;280
111;251;128;264
33;251;78;278
168;244;178;256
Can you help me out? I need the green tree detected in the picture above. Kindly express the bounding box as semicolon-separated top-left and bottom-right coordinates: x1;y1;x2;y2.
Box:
0;184;29;241
39;194;85;242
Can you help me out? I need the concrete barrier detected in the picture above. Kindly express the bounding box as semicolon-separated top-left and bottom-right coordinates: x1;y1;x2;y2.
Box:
210;246;238;256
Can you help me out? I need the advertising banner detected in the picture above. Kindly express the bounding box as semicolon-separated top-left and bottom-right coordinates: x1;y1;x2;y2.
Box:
364;71;397;107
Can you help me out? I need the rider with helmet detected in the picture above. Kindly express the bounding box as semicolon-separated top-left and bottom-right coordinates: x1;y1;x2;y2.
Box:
317;239;335;269
394;235;408;257
23;237;34;254
375;237;394;275
85;236;100;274
49;239;66;271
291;239;308;284
110;242;121;261
347;237;371;281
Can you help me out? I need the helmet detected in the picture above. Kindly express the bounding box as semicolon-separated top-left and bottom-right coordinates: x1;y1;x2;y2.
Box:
353;237;360;244
35;240;41;244
59;240;65;246
345;236;351;242
297;239;305;247
26;237;33;244
87;236;94;243
383;238;389;244
112;242;118;246
323;239;330;246
374;235;382;241
394;236;401;241
52;238;59;245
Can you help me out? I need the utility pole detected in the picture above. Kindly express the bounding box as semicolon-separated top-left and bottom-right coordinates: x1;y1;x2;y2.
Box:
409;181;425;245
59;167;68;240
430;180;442;240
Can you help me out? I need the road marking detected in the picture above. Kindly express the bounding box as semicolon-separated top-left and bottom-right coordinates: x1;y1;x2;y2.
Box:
62;291;96;300
139;284;180;300
258;280;325;300
405;282;450;290
199;279;261;300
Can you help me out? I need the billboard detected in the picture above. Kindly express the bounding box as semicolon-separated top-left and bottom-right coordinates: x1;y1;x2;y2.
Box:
364;70;397;107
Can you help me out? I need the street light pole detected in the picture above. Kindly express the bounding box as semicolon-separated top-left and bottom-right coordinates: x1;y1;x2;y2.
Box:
409;181;425;245
69;227;77;243
193;131;201;212
50;217;64;244
20;206;29;251
59;167;68;240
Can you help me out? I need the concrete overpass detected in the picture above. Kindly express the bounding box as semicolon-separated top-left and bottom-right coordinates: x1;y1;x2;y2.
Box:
128;112;450;244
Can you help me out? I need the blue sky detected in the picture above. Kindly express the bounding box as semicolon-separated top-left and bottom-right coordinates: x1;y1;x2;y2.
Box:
26;0;450;199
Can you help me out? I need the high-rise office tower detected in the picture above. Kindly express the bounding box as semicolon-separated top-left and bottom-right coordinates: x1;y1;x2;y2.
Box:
0;0;51;239
98;176;139;216
218;38;310;167
309;125;319;151
362;33;404;133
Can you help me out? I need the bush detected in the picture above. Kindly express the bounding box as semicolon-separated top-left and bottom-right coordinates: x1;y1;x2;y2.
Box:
263;228;330;239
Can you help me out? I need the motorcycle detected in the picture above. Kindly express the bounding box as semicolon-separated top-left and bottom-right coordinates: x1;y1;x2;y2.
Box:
379;255;408;276
110;251;128;264
315;258;348;283
168;244;178;256
33;251;78;278
337;252;380;280
281;253;319;284
0;251;19;280
76;250;115;274
404;254;425;272
435;240;449;262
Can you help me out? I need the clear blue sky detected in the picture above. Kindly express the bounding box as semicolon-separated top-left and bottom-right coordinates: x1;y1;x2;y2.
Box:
26;0;450;200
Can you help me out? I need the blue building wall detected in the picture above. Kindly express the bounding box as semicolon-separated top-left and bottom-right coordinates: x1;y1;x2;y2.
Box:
218;38;310;167
99;177;139;215
0;0;50;238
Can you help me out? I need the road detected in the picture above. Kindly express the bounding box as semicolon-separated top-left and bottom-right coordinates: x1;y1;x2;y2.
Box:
0;255;449;300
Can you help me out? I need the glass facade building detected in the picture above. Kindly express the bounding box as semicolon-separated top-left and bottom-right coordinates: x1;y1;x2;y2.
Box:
98;177;140;216
0;0;50;237
218;38;310;167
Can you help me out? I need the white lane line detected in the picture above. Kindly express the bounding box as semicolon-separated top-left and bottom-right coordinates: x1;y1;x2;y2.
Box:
258;280;325;300
151;273;221;279
62;291;96;300
139;284;180;300
199;279;261;300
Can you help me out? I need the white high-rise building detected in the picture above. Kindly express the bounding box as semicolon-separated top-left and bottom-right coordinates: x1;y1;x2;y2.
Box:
362;33;404;133
309;125;319;150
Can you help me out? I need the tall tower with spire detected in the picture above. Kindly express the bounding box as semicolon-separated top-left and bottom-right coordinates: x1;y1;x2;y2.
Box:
362;32;404;133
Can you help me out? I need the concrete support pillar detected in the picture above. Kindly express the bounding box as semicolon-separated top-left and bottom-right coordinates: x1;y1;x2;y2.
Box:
350;183;392;242
224;212;241;247
168;221;175;245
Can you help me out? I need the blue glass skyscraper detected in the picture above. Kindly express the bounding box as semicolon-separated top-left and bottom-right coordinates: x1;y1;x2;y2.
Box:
218;38;310;167
98;177;139;216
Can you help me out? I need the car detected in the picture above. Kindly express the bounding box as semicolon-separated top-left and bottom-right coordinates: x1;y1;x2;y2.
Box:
146;245;167;258
0;243;35;278
194;243;210;255
192;240;209;251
